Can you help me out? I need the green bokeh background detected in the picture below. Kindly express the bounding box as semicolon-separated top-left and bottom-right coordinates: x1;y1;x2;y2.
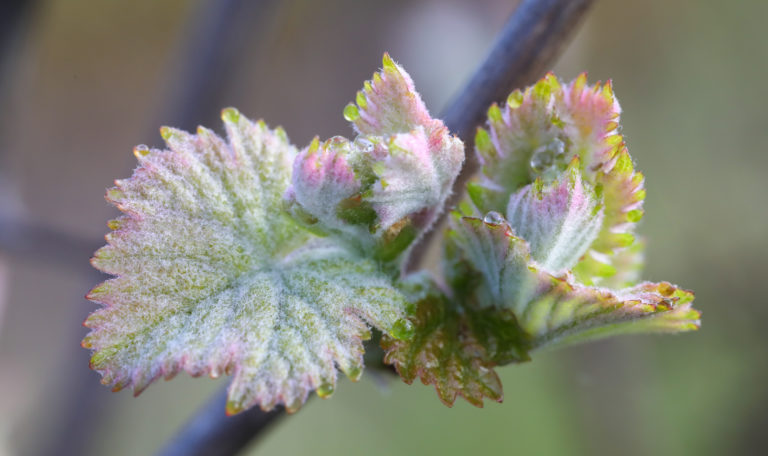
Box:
0;1;765;455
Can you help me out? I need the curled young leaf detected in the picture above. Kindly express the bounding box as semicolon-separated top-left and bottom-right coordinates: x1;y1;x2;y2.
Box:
84;109;410;414
286;54;463;263
345;52;435;136
506;159;604;273
285;135;370;237
470;73;645;284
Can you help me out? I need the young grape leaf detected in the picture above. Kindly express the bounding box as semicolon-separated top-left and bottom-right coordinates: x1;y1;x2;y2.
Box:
381;274;529;407
445;214;699;350
470;73;644;284
506;158;604;273
345;52;436;137
84;109;411;414
285;54;463;263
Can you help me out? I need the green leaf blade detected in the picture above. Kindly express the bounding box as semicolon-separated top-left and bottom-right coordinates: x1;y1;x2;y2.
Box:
285;54;464;264
381;275;529;408
444;214;699;352
85;109;409;413
506;161;604;273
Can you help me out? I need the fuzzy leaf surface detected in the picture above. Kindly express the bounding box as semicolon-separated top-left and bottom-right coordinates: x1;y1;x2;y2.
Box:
471;73;644;283
446;214;699;350
84;109;409;413
285;54;463;263
381;274;529;407
506;160;604;273
347;52;435;136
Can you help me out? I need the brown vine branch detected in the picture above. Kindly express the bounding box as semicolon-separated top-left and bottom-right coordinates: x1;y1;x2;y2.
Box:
159;1;594;455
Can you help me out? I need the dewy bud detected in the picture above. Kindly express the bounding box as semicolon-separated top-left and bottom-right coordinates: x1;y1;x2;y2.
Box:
286;54;464;262
470;73;645;285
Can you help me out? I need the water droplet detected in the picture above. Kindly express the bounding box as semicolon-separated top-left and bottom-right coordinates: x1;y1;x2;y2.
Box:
530;138;568;175
159;126;173;140
626;209;644;223
225;399;243;416
507;91;523;109
529;147;554;173
483;211;505;226
551;138;566;158
346;365;363;382
285;397;303;414
107;219;123;230
354;137;374;153
221;107;241;124
327;135;348;149
391;318;415;340
133;144;150;159
317;381;335;398
343;103;360;122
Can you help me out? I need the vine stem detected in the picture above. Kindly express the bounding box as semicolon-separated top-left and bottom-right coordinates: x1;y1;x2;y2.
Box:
159;0;593;455
405;0;594;272
157;388;286;456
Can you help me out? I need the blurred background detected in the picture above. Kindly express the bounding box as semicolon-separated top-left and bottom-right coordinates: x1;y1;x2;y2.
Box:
0;0;766;455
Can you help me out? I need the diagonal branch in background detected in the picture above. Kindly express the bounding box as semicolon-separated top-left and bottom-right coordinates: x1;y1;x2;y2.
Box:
157;388;285;456
0;213;98;271
162;1;594;455
406;0;594;272
159;0;278;133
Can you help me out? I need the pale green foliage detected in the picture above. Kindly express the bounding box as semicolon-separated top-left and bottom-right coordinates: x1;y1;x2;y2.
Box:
506;160;603;273
285;54;463;262
446;215;698;350
85;108;409;413
382;273;528;407
85;57;698;414
385;73;699;407
472;73;645;285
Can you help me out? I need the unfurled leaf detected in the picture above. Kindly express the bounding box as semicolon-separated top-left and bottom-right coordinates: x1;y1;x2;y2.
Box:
86;56;698;416
381;274;529;407
84;109;410;413
286;54;463;262
445;214;699;350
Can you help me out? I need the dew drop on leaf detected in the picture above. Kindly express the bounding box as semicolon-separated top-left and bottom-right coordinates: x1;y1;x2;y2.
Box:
134;144;150;158
530;138;567;179
343;103;360;122
551;138;566;158
346;365;363;382
353;136;374;153
317;382;335;398
529;146;554;173
626;209;644;222
483;211;505;226
391;318;415;340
